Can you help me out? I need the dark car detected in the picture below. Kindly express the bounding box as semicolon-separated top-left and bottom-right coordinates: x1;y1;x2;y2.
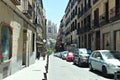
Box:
73;48;92;66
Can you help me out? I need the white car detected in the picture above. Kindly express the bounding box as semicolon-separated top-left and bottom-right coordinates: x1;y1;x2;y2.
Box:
89;50;120;76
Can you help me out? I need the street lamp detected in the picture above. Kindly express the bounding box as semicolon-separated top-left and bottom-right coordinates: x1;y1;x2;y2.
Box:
43;39;46;43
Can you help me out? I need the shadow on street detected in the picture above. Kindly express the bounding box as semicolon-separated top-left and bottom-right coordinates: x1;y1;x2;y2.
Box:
89;70;114;79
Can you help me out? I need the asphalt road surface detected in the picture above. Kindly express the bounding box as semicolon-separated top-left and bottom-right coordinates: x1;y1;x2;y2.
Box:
48;55;114;80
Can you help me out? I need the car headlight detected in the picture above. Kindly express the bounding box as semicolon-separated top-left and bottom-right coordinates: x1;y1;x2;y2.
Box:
108;63;116;67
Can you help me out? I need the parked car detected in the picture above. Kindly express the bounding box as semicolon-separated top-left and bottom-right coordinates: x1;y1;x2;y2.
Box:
66;52;74;62
73;48;92;66
61;51;69;60
89;50;120;76
54;52;61;57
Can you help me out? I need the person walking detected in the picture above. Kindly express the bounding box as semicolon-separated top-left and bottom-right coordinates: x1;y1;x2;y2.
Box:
42;51;46;60
37;51;40;60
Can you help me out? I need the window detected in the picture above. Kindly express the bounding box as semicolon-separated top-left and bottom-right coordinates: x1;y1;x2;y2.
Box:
102;51;114;59
116;0;120;15
91;52;96;57
92;52;101;58
94;8;99;27
93;0;99;4
103;33;110;49
48;27;52;33
96;52;102;59
88;0;91;8
0;26;12;62
115;30;120;51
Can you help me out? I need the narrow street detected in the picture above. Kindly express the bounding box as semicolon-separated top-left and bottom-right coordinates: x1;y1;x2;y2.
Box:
48;55;114;80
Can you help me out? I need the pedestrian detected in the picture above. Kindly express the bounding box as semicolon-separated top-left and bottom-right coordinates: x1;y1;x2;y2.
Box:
42;51;46;60
37;51;40;60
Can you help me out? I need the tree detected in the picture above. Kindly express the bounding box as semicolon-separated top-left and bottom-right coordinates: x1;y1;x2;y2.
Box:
47;39;56;54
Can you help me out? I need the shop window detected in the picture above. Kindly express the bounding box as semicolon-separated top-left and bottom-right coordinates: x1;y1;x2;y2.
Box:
0;26;12;62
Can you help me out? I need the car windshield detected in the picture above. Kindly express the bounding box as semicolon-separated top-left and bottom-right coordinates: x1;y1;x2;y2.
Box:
63;51;68;54
112;51;120;60
79;49;91;54
102;51;120;59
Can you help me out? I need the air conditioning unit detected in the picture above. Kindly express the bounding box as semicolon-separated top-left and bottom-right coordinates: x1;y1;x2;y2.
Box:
11;0;21;5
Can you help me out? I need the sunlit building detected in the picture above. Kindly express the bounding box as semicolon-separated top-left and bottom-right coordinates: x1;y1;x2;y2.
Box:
47;20;57;40
63;0;120;51
0;0;45;79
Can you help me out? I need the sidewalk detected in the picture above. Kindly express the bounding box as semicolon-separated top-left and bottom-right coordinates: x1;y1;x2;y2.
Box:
3;57;47;80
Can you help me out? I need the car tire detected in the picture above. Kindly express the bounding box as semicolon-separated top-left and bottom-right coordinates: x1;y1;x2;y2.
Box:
73;59;76;65
89;63;93;71
102;66;108;77
78;59;82;67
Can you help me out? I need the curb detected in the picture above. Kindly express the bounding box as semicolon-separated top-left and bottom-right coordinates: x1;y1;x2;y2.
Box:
42;55;49;80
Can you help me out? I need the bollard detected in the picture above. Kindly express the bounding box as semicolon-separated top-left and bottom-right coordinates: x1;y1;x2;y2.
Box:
45;55;49;73
43;55;49;80
45;65;48;73
43;73;47;80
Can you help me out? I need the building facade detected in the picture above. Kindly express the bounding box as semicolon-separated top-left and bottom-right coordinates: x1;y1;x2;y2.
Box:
0;0;45;79
58;0;120;51
33;0;46;57
42;8;47;52
55;17;65;52
64;0;78;51
47;21;57;40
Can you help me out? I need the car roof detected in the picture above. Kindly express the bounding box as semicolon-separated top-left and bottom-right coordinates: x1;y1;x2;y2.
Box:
78;48;91;50
93;50;112;53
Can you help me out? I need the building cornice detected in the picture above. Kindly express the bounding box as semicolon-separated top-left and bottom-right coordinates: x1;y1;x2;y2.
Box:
2;0;36;31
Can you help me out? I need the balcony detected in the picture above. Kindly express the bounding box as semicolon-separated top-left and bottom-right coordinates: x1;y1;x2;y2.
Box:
65;29;71;36
22;2;32;19
23;10;32;19
77;27;84;34
77;28;80;35
85;23;91;32
92;19;99;29
99;13;109;26
110;7;120;22
11;0;21;5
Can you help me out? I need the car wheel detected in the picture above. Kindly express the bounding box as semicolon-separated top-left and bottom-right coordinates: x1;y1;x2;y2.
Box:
102;66;108;77
89;64;93;71
78;59;82;67
73;59;76;65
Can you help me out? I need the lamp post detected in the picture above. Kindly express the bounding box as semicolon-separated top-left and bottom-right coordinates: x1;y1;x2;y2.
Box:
43;39;46;43
43;39;46;51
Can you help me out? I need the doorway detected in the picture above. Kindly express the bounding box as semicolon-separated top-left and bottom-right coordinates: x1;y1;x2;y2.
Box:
96;31;100;50
22;30;27;67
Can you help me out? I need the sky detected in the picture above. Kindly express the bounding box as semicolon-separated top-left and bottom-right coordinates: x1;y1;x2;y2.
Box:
43;0;69;29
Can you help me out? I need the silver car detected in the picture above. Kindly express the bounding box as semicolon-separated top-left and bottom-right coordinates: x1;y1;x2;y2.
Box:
89;50;120;76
